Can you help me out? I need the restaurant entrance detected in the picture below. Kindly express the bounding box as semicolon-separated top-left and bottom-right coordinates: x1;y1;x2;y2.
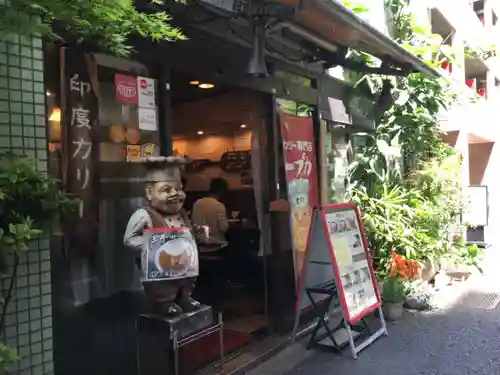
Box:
169;70;272;371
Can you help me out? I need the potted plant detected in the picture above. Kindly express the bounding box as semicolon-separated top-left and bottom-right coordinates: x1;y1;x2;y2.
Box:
381;251;420;320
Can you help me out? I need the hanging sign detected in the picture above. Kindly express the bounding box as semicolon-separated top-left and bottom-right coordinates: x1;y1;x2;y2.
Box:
63;47;99;257
278;111;318;276
292;202;387;359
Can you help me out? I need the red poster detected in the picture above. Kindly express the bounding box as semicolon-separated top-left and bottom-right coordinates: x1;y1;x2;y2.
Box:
115;73;138;104
279;112;319;275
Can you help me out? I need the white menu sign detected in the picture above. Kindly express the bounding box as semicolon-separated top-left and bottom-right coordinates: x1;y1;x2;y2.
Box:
324;208;378;320
137;76;156;109
138;107;157;131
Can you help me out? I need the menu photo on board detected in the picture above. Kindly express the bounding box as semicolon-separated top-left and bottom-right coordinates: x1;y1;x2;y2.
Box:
324;208;378;319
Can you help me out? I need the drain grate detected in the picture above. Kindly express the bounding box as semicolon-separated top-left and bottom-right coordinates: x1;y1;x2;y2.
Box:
467;292;500;310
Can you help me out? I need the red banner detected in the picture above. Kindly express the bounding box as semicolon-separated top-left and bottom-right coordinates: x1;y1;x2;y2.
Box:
279;112;318;275
115;73;138;104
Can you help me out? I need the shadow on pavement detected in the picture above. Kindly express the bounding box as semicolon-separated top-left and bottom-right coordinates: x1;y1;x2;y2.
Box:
281;291;500;375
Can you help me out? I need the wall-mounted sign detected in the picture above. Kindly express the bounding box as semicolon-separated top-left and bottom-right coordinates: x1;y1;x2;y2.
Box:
138;107;157;131
463;185;488;226
137;76;156;109
115;74;138;104
220;150;251;171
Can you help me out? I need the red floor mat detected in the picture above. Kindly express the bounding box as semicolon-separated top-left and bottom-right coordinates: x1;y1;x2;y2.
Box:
180;328;251;372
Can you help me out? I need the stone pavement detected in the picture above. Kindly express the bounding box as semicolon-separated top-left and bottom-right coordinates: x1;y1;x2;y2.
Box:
246;246;500;375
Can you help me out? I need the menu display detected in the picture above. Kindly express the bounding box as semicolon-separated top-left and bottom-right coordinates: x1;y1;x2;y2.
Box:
323;206;379;321
220;150;252;171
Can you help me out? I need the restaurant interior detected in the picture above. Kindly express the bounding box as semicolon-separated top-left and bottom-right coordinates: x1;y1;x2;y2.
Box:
169;71;270;369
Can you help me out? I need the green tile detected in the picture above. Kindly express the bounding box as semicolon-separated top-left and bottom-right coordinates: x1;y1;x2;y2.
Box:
17;299;29;312
30;308;41;320
33;82;44;93
8;78;21;90
34;93;44;104
0;113;8;124
8;55;20;66
31;342;43;354
34;104;44;115
30;319;42;332
21;68;33;80
42;317;52;328
30;330;42;343
22;80;33;92
23;126;34;137
32;353;43;366
20;47;32;58
0;64;7;76
22;92;34;103
17;311;29;323
23;114;35;125
9;67;20;78
10;90;22;101
5;326;17;338
18;322;30;335
0;137;12;148
22;103;34;114
11;137;24;148
33;60;43;71
18;334;29;346
0;89;8;100
11;113;22;124
41;306;51;317
0;100;9;111
18;345;31;357
29;285;40;296
33;71;43;82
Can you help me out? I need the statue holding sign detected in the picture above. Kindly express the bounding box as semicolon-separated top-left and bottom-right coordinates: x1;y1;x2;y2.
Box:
124;156;202;315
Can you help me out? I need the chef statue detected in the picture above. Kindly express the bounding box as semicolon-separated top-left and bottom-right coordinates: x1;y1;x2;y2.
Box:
124;156;202;315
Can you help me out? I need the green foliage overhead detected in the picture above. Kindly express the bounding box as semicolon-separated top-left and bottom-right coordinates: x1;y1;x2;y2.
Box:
0;0;185;56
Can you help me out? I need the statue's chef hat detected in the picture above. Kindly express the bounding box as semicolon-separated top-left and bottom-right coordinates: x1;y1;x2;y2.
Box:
141;156;187;182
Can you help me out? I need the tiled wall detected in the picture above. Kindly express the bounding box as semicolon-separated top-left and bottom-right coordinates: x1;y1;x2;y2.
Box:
0;29;53;375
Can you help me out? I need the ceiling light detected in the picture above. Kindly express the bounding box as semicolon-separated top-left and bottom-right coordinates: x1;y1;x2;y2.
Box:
197;130;204;135
189;80;200;85
240;124;247;128
46;91;52;96
198;83;215;89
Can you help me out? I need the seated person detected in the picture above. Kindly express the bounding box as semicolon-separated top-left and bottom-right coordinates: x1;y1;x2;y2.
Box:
191;177;229;253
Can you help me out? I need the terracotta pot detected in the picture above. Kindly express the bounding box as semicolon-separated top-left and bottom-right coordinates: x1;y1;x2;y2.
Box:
383;301;404;320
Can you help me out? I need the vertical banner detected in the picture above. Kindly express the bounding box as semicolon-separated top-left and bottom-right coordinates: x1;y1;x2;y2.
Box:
63;47;99;257
278;111;318;276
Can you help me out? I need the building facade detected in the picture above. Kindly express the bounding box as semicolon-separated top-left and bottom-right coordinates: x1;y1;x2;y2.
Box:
0;2;434;375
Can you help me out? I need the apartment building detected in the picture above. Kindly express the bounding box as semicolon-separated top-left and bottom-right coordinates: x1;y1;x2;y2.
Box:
427;0;498;245
334;0;499;245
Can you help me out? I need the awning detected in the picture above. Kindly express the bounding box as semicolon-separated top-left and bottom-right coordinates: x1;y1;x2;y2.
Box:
287;0;440;77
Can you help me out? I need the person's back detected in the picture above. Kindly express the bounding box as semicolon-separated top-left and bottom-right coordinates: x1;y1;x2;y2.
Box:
191;178;229;248
191;196;228;243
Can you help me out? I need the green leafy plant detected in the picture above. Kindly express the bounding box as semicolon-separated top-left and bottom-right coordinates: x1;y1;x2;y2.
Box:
344;0;484;279
0;153;77;372
0;0;185;56
382;277;407;303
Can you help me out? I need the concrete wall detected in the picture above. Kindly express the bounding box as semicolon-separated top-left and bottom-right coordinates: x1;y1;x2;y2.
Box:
0;18;54;375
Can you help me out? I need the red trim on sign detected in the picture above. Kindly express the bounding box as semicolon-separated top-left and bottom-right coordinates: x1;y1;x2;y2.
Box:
144;227;191;232
322;202;381;325
319;204;352;322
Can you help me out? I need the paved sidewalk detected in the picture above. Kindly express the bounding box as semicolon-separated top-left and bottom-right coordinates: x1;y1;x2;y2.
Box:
246;247;500;375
